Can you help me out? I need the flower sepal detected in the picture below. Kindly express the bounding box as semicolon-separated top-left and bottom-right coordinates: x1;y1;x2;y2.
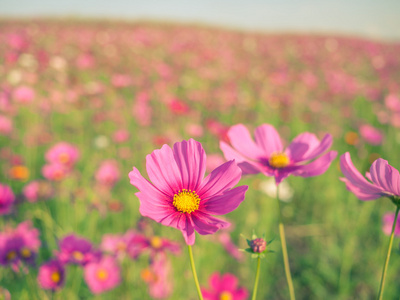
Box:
240;232;274;259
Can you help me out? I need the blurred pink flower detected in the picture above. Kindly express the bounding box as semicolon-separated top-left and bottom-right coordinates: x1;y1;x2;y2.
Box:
185;123;204;137
100;230;136;259
111;74;132;88
340;152;400;200
168;99;189;115
141;255;173;299
359;124;383;145
220;124;337;184
42;163;68;181
127;234;181;259
112;129;130;143
45;142;80;168
129;139;248;245
218;232;244;261
385;94;400;113
76;53;95;69
37;260;65;291
0;116;13;135
206;154;226;174
382;212;400;236
0;184;14;215
57;234;100;266
23;180;53;203
95;160;120;188
13;86;35;103
201;272;249;300
84;256;121;294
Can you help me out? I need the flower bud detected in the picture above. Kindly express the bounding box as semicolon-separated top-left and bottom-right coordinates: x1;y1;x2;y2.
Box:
250;238;266;253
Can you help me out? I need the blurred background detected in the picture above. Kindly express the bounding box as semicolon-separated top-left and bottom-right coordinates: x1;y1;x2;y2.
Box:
1;1;400;300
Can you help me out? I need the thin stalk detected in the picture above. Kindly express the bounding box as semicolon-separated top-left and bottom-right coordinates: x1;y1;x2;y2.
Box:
251;256;261;300
276;185;296;300
377;205;400;300
188;245;204;300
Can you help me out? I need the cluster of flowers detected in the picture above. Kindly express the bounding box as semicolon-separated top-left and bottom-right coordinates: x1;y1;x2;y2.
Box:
0;221;40;272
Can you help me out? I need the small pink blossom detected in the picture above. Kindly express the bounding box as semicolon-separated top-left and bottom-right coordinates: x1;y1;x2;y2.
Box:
220;124;337;184
112;129;130;143
201;272;249;300
13;86;35;103
42;163;69;181
95;160;120;187
359;124;383;145
141;255;173;299
0;184;14;215
0;116;13;135
37;260;65;291
57;234;100;266
45;142;80;167
382;213;400;236
84;256;121;294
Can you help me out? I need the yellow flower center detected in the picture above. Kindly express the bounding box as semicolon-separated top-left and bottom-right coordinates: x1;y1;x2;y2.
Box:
150;236;162;249
72;251;84;261
97;269;109;281
140;268;156;283
9;165;29;181
173;189;200;214
219;291;233;300
20;247;31;258
58;153;70;164
6;250;17;261
51;271;61;283
269;153;290;168
116;242;127;251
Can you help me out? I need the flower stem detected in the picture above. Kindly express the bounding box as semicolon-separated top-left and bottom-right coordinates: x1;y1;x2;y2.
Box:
276;185;296;300
377;205;400;300
188;245;204;300
251;256;261;300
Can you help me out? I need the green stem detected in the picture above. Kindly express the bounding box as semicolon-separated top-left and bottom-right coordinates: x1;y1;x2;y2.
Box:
377;205;400;300
251;256;261;300
276;185;296;300
188;245;204;300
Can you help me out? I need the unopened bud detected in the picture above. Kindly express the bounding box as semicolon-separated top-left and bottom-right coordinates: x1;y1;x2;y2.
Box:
250;238;266;253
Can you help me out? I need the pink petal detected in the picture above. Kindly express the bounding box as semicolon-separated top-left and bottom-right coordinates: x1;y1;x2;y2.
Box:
146;144;182;195
210;273;222;291
220;273;239;291
129;168;173;221
301;134;333;162
339;152;384;200
254;124;283;157
370;159;399;196
178;214;195;245
220;141;262;174
293;151;337;177
285;132;319;162
201;186;248;215
192;212;230;235
197;160;242;200
226;124;265;160
173;139;206;191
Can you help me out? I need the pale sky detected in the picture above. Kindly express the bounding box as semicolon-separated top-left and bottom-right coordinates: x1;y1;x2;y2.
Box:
1;0;400;41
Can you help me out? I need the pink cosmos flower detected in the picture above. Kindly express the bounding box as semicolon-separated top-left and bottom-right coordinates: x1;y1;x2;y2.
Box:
129;139;248;245
95;160;120;188
127;234;181;259
57;234;100;266
100;230;136;259
0;184;15;215
42;163;69;181
340;152;400;201
0;116;13;135
37;260;65;291
84;256;121;294
382;212;400;236
45;142;80;167
112;129;130;143
201;272;249;300
23;180;53;203
141;255;173;299
13;86;35;103
220;124;337;184
359;124;383;145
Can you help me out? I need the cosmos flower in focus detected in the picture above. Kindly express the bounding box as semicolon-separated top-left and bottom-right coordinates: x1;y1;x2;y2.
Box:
220;124;337;184
129;139;248;245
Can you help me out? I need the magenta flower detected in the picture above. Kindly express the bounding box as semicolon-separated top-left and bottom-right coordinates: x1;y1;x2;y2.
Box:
359;124;383;145
201;272;249;300
57;234;100;266
141;255;173;299
0;184;15;215
382;213;400;236
127;234;181;259
100;230;136;259
340;152;400;201
37;260;65;291
84;256;121;294
129;139;248;245
220;124;337;184
95;160;120;188
42;163;68;181
45;142;80;167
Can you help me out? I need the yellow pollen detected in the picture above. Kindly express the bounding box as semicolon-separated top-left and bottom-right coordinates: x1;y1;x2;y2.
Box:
58;153;70;164
269;153;290;168
173;189;200;214
51;271;61;283
20;247;31;258
6;250;17;261
97;269;109;281
219;291;233;300
72;251;84;261
150;236;162;249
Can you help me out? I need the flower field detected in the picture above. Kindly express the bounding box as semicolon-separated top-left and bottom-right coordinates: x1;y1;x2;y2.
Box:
1;19;400;299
